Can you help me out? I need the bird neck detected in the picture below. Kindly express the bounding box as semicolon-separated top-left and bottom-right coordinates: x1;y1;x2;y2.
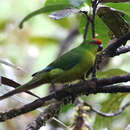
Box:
81;40;99;54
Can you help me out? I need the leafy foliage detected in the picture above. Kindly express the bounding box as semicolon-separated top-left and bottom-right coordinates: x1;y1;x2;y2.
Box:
94;68;129;129
19;4;72;28
79;15;109;47
97;68;128;78
45;0;70;6
0;0;130;130
94;93;127;130
106;3;130;16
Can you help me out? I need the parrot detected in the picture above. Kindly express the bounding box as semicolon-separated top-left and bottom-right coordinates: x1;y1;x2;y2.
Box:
0;38;103;100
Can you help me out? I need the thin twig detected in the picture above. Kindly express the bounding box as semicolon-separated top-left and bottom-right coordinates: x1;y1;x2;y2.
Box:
0;32;130;126
25;102;63;130
91;0;96;38
0;59;24;72
0;75;130;122
1;76;40;98
83;18;90;41
85;101;130;117
91;0;100;38
91;0;101;78
81;11;91;41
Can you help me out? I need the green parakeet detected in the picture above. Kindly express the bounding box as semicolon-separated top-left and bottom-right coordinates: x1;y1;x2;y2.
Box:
0;38;102;100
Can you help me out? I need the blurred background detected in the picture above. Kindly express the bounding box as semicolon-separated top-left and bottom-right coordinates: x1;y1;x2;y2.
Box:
0;0;130;130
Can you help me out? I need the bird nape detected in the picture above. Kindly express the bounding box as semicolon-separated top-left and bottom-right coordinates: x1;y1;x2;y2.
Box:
0;38;103;100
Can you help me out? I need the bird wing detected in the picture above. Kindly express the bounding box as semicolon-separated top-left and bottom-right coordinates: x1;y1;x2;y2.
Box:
32;48;82;76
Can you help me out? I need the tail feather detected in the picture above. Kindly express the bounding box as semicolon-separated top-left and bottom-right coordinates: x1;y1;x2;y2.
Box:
0;78;47;101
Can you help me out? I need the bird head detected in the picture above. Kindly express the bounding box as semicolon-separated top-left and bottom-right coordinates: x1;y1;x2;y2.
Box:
94;38;103;51
89;38;103;51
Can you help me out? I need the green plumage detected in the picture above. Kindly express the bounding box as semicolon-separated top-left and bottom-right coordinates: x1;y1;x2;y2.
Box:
0;39;101;100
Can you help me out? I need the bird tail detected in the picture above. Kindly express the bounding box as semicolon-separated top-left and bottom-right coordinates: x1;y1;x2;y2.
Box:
0;77;47;101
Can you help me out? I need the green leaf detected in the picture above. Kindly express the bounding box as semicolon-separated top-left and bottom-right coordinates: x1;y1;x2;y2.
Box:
79;15;109;48
85;0;91;6
94;93;128;130
45;0;70;6
60;104;75;113
94;68;128;129
51;17;77;29
97;68;128;78
106;3;130;16
19;4;72;29
124;14;130;23
97;6;129;38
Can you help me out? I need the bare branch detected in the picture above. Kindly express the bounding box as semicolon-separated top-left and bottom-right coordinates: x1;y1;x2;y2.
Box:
85;101;130;117
91;0;98;38
80;11;91;41
0;59;24;71
113;46;130;56
103;32;130;56
1;76;40;98
0;74;130;122
89;0;101;78
25;102;62;130
96;32;130;69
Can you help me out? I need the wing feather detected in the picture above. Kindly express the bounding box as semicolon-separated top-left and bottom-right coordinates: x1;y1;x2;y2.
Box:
32;48;82;76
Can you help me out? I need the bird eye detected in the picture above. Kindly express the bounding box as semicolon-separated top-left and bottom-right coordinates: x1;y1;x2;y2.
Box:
98;44;103;51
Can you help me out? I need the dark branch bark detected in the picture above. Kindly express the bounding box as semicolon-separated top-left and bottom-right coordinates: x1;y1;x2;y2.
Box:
82;11;90;41
25;102;62;130
1;76;40;98
91;0;99;38
0;26;130;129
103;32;130;56
0;74;130;122
113;46;130;56
96;32;130;69
1;32;130;125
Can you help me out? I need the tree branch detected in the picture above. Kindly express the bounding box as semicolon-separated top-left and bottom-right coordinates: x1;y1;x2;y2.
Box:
91;0;98;38
113;46;130;56
25;102;62;130
103;32;130;56
1;29;130;129
1;76;40;98
81;11;90;41
0;74;130;122
96;32;130;69
85;101;130;117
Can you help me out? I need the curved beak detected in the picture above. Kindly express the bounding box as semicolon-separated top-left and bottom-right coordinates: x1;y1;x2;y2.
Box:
98;44;103;52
